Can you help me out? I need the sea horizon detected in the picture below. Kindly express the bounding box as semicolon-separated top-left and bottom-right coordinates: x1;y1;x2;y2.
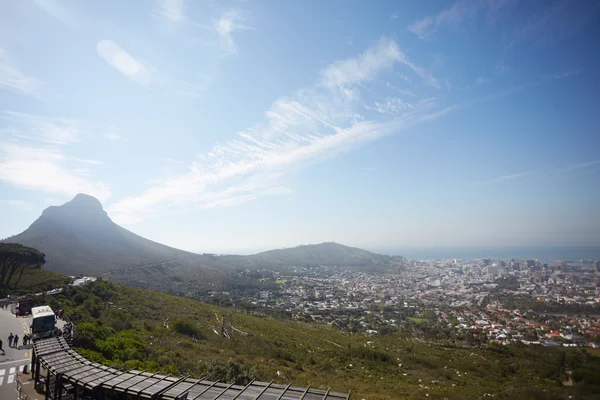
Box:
370;245;600;262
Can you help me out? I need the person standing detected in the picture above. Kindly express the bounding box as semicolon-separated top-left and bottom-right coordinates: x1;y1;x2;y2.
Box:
0;338;4;354
8;333;13;348
13;334;19;348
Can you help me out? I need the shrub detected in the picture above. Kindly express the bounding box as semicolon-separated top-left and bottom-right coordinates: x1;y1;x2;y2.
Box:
73;292;88;306
94;331;146;362
82;296;103;318
346;347;393;364
75;321;106;350
173;320;205;339
106;309;133;331
202;360;257;385
269;348;296;362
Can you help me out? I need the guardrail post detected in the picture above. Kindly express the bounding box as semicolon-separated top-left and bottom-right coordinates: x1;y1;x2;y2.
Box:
44;369;50;400
53;374;61;400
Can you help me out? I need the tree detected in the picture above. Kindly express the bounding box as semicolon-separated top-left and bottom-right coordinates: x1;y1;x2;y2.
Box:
0;243;46;293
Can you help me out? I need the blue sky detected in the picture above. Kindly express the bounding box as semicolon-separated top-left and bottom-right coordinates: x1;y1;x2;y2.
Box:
1;0;599;253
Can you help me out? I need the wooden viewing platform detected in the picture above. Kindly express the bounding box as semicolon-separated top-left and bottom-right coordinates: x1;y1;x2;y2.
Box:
30;337;350;400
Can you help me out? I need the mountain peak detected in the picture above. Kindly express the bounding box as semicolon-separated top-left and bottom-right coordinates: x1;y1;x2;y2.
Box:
41;193;107;221
68;193;104;210
4;193;208;276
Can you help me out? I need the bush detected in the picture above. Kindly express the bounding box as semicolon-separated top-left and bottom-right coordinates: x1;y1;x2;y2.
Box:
82;296;103;318
346;347;393;364
75;321;106;350
202;360;257;385
173;320;205;339
573;367;600;385
94;331;146;362
106;309;133;331
73;292;88;306
269;348;296;362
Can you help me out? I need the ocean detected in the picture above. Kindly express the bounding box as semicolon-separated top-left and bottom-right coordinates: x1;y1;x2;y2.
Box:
371;246;600;262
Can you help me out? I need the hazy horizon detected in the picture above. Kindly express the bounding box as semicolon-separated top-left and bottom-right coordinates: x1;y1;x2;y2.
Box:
1;1;599;251
192;244;600;258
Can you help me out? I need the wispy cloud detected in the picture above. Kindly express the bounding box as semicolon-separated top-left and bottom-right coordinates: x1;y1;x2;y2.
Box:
1;111;82;145
108;50;533;223
96;40;208;96
416;103;461;122
366;97;414;115
0;49;41;95
560;160;600;173
321;37;438;90
386;81;415;97
543;68;582;80
214;10;250;55
70;157;104;165
152;2;251;57
103;128;128;142
408;0;474;40
475;77;490;85
154;0;185;24
0;112;110;200
108;38;453;223
408;0;506;40
107;43;534;224
109;119;401;223
32;0;81;29
97;40;152;86
0;143;110;201
482;171;531;184
104;132;127;142
407;17;434;40
481;160;599;184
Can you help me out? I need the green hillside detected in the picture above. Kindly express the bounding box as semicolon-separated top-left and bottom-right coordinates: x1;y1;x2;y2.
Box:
102;261;232;298
6;267;72;296
49;279;599;399
104;242;403;297
218;242;399;272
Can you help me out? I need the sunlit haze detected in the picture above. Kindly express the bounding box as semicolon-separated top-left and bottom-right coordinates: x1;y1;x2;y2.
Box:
1;0;599;253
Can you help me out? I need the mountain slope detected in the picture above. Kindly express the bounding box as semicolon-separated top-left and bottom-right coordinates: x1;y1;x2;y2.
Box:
218;242;398;272
2;194;230;277
63;279;583;399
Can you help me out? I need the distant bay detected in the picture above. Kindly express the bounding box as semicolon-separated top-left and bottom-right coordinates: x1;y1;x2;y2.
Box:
372;246;600;262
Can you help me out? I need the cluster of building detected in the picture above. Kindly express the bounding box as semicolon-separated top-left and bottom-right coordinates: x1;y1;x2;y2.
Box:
440;300;600;348
231;257;600;347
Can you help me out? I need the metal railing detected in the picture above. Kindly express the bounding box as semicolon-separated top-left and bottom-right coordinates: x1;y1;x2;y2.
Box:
16;376;32;400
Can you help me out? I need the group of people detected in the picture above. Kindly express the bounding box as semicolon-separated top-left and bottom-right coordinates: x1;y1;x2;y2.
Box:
5;332;31;349
1;332;34;354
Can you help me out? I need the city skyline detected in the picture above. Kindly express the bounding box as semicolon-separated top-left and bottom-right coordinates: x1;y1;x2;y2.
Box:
1;0;599;252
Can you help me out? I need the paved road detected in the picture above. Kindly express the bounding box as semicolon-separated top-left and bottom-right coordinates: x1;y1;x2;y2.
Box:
0;307;32;399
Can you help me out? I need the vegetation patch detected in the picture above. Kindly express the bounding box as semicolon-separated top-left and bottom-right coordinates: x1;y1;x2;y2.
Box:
37;279;598;399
